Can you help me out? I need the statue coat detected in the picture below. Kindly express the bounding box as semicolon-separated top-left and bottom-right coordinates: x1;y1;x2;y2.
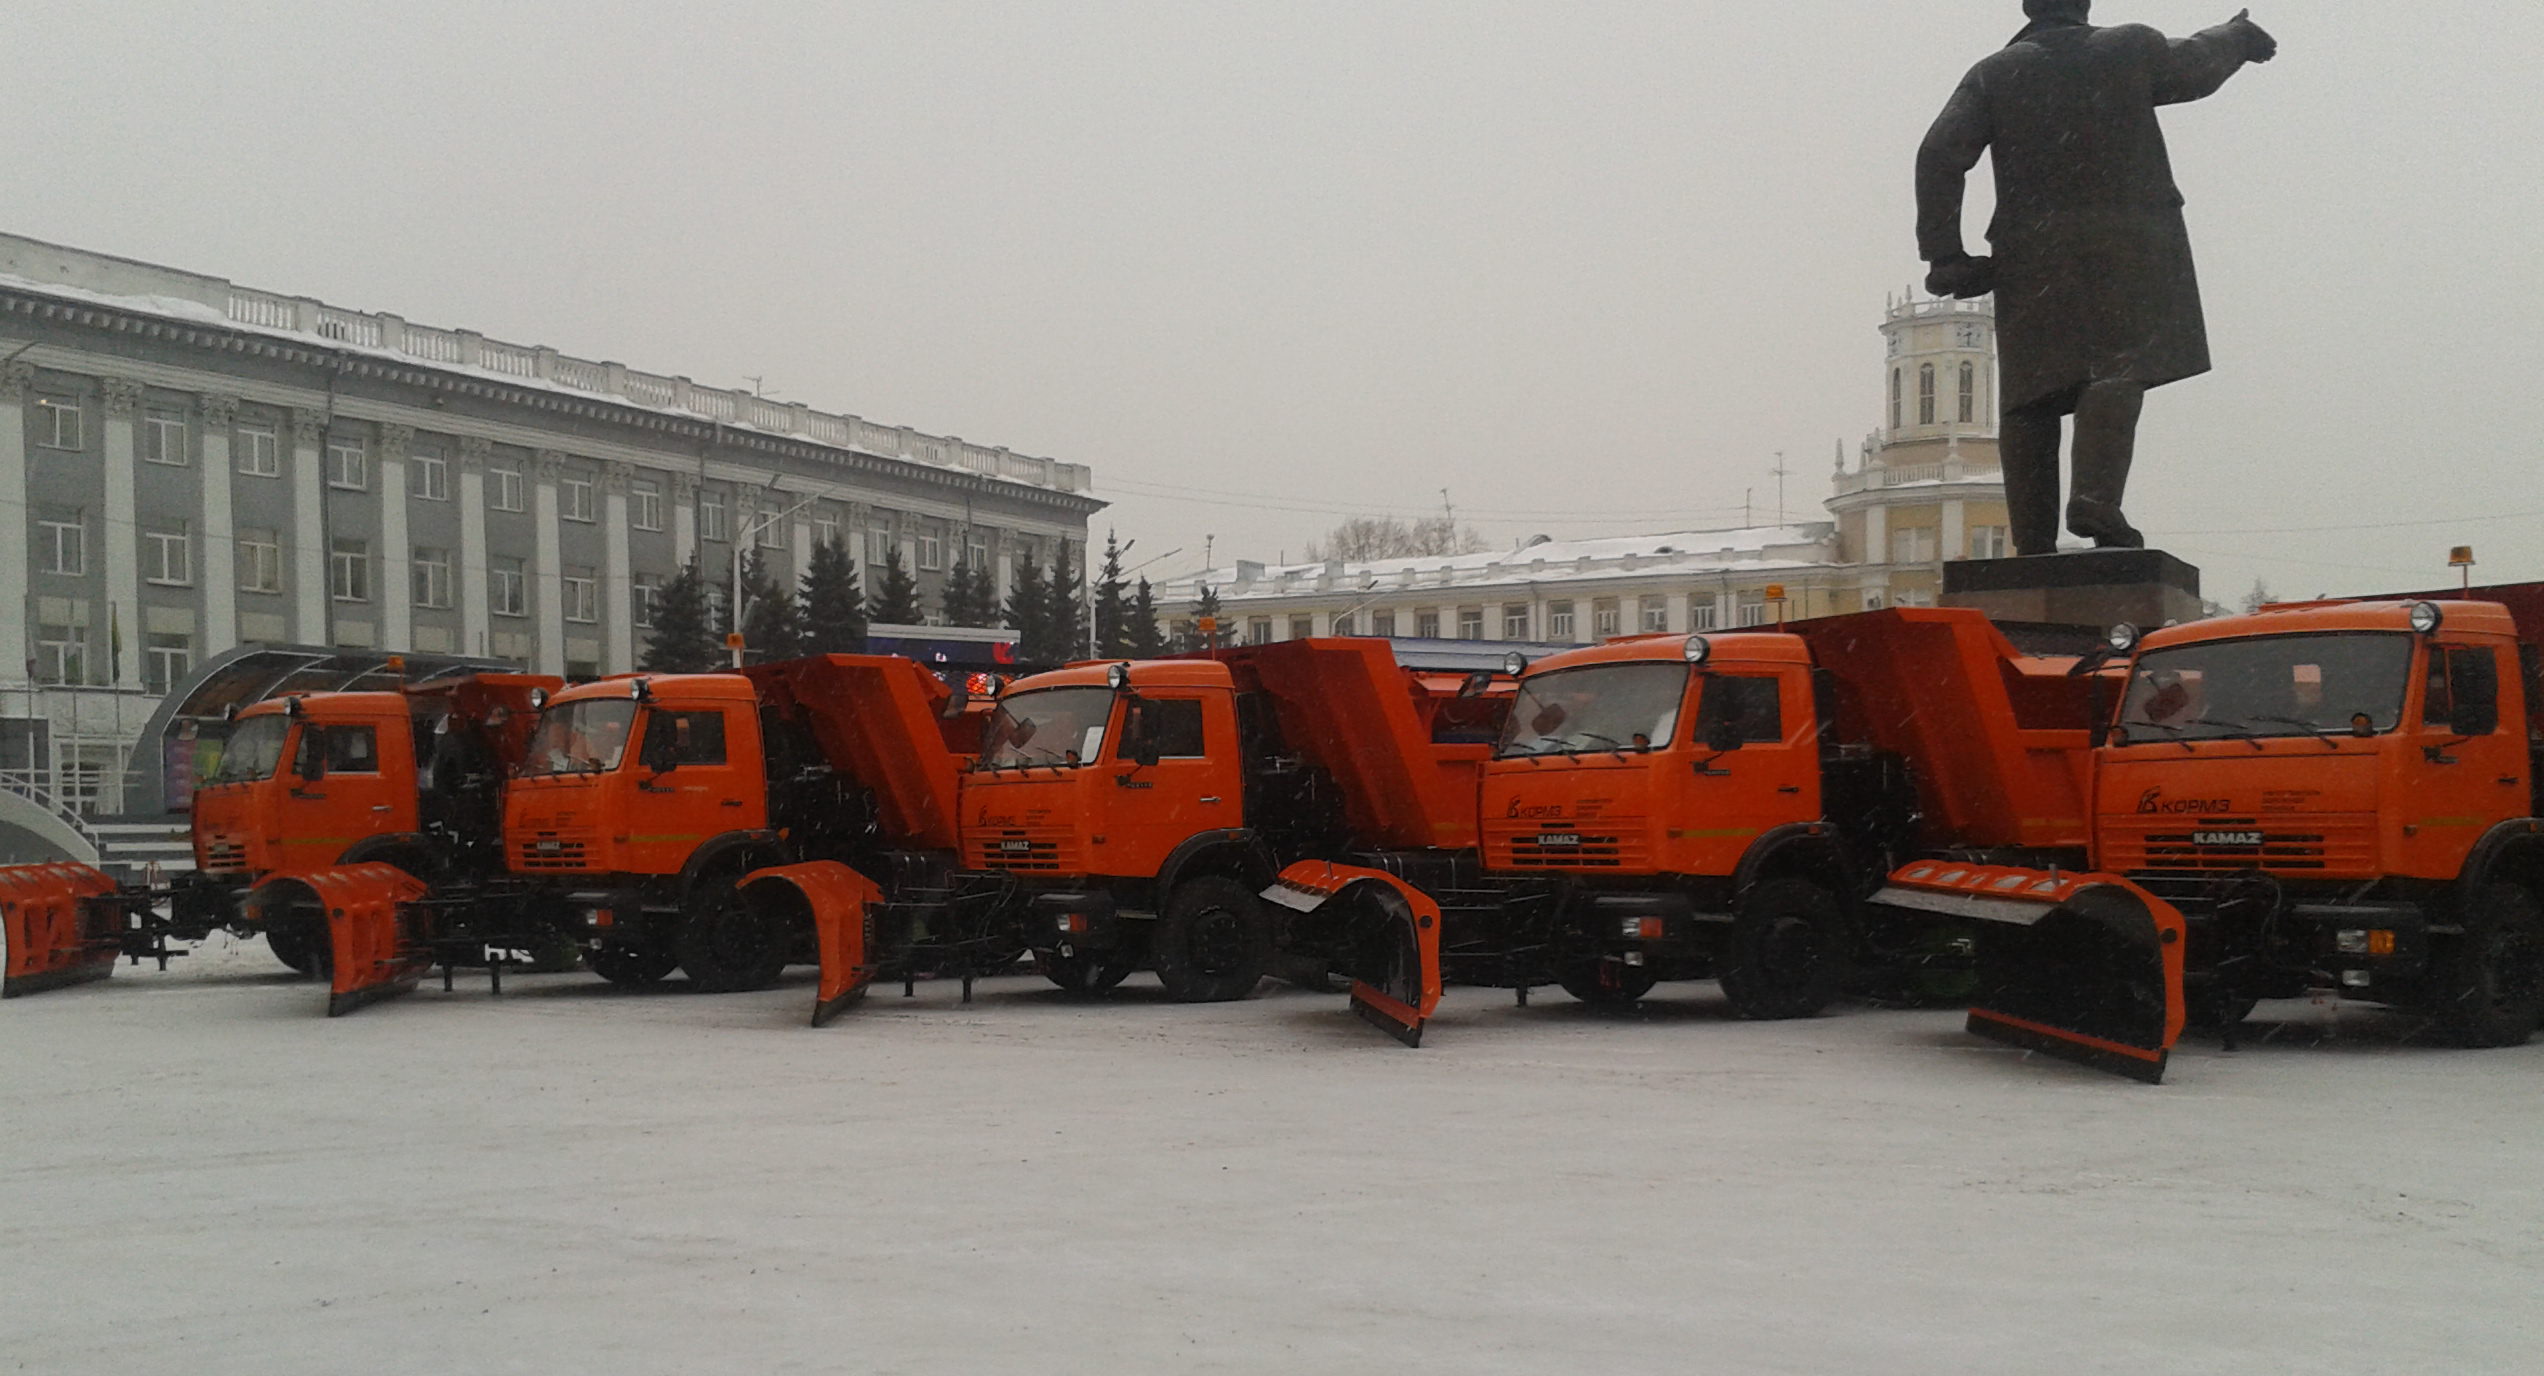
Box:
1917;20;2257;412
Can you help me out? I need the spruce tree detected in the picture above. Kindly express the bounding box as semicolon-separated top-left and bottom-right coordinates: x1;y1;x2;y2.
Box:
799;537;868;655
640;558;723;673
1004;555;1050;663
1091;531;1132;657
1045;547;1088;662
1128;577;1166;657
1194;584;1227;648
940;558;979;627
738;549;805;663
868;547;923;626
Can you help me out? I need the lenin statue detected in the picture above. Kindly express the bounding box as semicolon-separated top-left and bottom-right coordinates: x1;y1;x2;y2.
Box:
1917;3;2276;555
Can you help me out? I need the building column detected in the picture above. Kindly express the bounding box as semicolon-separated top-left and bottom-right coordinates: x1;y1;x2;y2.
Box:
790;500;813;590
532;453;565;676
0;363;33;681
1940;499;1966;564
1863;503;1890;570
290;408;329;645
1665;591;1691;635
993;530;1014;606
602;462;632;674
1714;589;1737;629
458;439;491;657
377;424;413;652
100;379;144;685
672;476;698;571
196;395;239;655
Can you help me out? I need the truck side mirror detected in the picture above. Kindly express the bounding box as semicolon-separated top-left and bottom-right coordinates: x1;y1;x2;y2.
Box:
640;727;678;775
1123;704;1161;768
2447;649;2500;736
295;733;328;783
1704;720;1745;753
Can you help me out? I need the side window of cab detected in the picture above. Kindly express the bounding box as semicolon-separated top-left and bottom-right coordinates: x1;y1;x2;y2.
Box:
2424;646;2502;736
642;709;731;767
1124;697;1208;759
295;725;380;775
1694;675;1785;746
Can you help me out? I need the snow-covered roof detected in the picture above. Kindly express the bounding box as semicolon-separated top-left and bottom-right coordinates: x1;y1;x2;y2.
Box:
1162;522;1844;605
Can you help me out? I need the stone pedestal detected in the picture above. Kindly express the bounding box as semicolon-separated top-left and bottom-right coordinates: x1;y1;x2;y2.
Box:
1942;549;2203;635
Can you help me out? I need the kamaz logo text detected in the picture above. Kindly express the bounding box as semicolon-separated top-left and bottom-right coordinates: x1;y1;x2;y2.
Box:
2137;788;2233;815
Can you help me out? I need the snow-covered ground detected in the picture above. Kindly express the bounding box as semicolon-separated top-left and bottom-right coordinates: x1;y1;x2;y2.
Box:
6;939;2540;1376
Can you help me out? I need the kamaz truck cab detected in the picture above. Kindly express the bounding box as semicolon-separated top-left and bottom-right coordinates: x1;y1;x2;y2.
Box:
2095;598;2544;1044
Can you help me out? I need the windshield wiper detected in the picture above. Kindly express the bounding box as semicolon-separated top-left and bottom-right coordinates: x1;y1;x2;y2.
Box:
1573;731;1633;760
2185;716;2267;751
2121;720;2198;753
2251;714;2342;750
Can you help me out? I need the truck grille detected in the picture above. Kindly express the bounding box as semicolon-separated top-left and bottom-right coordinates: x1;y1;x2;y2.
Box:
200;834;251;875
971;828;1079;873
1484;822;1647;871
514;830;596;872
2103;815;2379;879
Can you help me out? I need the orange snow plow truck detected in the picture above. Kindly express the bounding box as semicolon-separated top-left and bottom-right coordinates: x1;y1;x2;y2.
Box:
2082;596;2544;1047
1270;608;2193;1081
0;673;554;1004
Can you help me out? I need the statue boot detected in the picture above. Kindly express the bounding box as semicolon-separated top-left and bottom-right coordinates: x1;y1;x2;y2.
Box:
2065;380;2147;549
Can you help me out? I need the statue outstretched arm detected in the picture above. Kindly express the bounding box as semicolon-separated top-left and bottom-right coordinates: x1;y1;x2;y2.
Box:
1916;70;1992;264
2153;9;2277;106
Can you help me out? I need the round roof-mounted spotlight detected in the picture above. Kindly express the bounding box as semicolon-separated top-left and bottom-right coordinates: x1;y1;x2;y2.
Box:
2410;601;2445;635
1683;634;1712;665
2106;623;2141;654
1501;651;1528;677
1107;662;1132;691
527;687;549;710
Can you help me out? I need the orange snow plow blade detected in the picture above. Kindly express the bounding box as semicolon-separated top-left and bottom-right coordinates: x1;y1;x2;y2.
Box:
1264;861;1442;1047
248;864;435;1016
741;862;882;1027
1874;862;2185;1084
0;862;124;998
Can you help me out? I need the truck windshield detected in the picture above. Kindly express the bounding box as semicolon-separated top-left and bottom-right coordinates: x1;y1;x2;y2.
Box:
210;715;291;783
979;687;1114;770
519;699;639;776
1499;663;1688;757
2120;632;2413;742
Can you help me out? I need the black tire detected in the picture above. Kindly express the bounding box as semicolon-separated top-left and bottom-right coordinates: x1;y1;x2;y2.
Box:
675;871;788;993
1717;877;1848;1020
1150;875;1271;1003
264;915;324;976
1557;956;1658;1005
2433;882;2544;1047
2184;986;2261;1031
588;941;679;988
1037;947;1135;995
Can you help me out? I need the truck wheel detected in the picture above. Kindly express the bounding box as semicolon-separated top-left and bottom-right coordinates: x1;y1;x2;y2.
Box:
2434;882;2544;1047
1557;956;1658;1005
676;874;788;993
264;917;324;976
1037;948;1134;995
589;942;678;988
1151;875;1271;1003
1718;878;1847;1020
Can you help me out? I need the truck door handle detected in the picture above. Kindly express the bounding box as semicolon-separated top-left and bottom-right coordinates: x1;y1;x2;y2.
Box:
1777;786;1802;794
291;789;324;799
370;804;392;812
1200;796;1222;805
720;799;743;807
2501;777;2522;786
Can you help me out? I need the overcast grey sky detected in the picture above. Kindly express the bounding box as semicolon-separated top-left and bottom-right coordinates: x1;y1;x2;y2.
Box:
4;1;2538;602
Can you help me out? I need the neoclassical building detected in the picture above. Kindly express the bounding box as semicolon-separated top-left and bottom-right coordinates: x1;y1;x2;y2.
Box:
0;230;1101;823
1828;292;2009;608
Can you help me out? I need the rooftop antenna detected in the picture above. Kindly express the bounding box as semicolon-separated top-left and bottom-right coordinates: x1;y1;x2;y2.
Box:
1770;451;1793;525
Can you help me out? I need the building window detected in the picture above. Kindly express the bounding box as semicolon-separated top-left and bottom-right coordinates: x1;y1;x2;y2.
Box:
755;512;787;549
967;536;989;571
491;557;527;617
700;490;730;543
1289;614;1314;641
1372;610;1397;638
1502;603;1531;640
1640;598;1668;633
144;526;191;586
1863;590;1887;611
327;439;368;490
1890;527;1939;565
1246;616;1272;644
562;471;596;522
1594;599;1621;638
917;533;943;570
632;479;663;531
1957;322;1982;347
1917;364;1936;426
35;624;86;685
490;464;526;512
410;449;449;501
37;514;85;576
1897;588;1938;609
36;395;83;450
703;583;728;626
412;547;452;608
1888;370;1902;430
1548;601;1576;640
239;530;282;593
868;524;894;567
1737;590;1771;628
1331;612;1357;637
145;633;192;696
237;425;281;477
1415;609;1441;639
1967;525;2009;561
1458;607;1484;639
632;575;661;628
808;508;840;547
330;538;371;601
143;411;188;466
563;567;598;623
1690;600;1720;631
1958;362;1977;424
58;743;123;814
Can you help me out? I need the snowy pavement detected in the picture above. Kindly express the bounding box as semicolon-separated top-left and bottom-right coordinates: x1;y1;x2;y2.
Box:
6;938;2541;1376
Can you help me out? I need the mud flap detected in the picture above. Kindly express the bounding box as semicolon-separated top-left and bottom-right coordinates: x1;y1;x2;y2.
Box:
1874;862;2185;1084
1264;861;1442;1047
741;862;883;1027
249;865;435;1016
0;863;124;998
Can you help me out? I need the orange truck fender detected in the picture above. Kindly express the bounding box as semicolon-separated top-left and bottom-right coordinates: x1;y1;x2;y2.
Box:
739;861;885;1027
1263;860;1443;1046
247;863;436;1017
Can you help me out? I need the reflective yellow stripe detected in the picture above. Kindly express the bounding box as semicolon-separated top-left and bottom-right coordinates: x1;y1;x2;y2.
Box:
1668;828;1760;840
627;834;702;843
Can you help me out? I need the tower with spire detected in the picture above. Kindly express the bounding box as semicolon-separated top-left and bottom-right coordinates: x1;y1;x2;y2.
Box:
1824;293;2010;608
